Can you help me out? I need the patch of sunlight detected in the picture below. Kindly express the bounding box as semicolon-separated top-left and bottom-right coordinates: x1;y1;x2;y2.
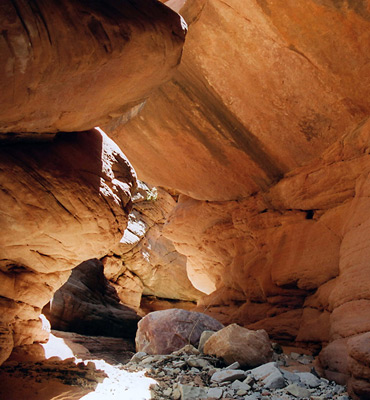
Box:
41;330;157;400
41;333;75;360
80;359;157;400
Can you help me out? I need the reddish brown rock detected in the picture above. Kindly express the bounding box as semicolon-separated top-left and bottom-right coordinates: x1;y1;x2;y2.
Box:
102;182;202;311
112;0;370;201
135;308;224;354
203;323;272;368
0;0;186;133
43;259;140;338
0;128;136;363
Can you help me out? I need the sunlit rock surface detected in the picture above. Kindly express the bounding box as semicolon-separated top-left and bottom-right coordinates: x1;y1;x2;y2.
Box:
0;128;137;363
0;0;186;133
111;1;370;397
102;182;202;311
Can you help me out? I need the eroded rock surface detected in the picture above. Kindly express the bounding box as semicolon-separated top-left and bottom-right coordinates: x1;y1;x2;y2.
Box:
0;0;186;133
43;259;140;338
0;128;137;362
110;1;370;396
102;181;202;311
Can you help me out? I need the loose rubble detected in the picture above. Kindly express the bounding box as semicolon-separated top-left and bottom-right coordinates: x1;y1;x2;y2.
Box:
122;345;352;400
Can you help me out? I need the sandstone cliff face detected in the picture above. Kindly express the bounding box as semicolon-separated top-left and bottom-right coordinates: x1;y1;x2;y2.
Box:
110;1;370;397
0;128;137;364
0;0;187;365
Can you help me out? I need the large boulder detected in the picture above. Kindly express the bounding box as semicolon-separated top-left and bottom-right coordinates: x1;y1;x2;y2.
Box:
203;323;273;368
43;259;140;339
135;308;224;354
0;0;186;133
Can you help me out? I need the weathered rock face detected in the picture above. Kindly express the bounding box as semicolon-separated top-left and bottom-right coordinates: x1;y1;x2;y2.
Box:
43;259;140;338
0;0;187;366
0;0;186;133
135;308;224;354
102;181;202;311
0;128;137;362
109;1;370;397
112;0;370;201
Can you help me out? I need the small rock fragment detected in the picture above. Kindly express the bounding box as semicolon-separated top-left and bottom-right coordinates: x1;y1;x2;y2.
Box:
198;330;216;353
211;369;246;383
285;383;312;398
207;387;224;399
296;372;321;388
179;384;208;400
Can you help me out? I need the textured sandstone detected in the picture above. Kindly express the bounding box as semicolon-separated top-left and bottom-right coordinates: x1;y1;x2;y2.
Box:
43;259;140;338
0;0;186;133
203;323;273;368
135;308;224;354
112;0;369;201
102;182;202;311
0;128;136;363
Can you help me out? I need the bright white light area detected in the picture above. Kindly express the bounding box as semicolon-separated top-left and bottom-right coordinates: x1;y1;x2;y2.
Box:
80;360;157;400
41;333;76;360
41;332;157;400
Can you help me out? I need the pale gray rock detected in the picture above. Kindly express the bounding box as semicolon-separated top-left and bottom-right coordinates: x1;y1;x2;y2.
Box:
130;351;147;363
296;372;321;388
187;357;210;369
226;361;241;370
207;387;223;399
179;384;208;400
251;362;279;380
285;383;312;398
198;330;215;353
231;380;251;391
263;368;286;389
244;394;261;400
211;369;246;383
281;369;300;383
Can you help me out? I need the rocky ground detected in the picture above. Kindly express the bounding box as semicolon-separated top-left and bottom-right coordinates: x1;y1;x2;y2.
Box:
0;331;353;400
125;345;352;400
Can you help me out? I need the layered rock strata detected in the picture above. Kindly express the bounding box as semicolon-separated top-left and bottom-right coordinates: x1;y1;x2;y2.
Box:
110;1;370;397
102;181;202;311
0;128;137;363
0;0;186;133
0;0;187;365
43;259;140;338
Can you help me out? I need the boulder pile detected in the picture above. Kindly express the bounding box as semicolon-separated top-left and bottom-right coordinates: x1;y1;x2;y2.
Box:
131;314;352;399
124;345;351;400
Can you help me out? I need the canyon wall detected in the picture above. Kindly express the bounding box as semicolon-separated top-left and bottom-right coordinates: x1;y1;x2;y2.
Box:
111;0;370;397
0;0;186;364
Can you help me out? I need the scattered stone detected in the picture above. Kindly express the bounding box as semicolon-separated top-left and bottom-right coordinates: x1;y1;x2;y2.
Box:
281;369;300;384
123;339;351;400
285;383;312;398
231;380;251;391
130;351;147;363
207;387;223;398
225;361;240;370
179;384;208;400
211;369;246;383
296;371;321;388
